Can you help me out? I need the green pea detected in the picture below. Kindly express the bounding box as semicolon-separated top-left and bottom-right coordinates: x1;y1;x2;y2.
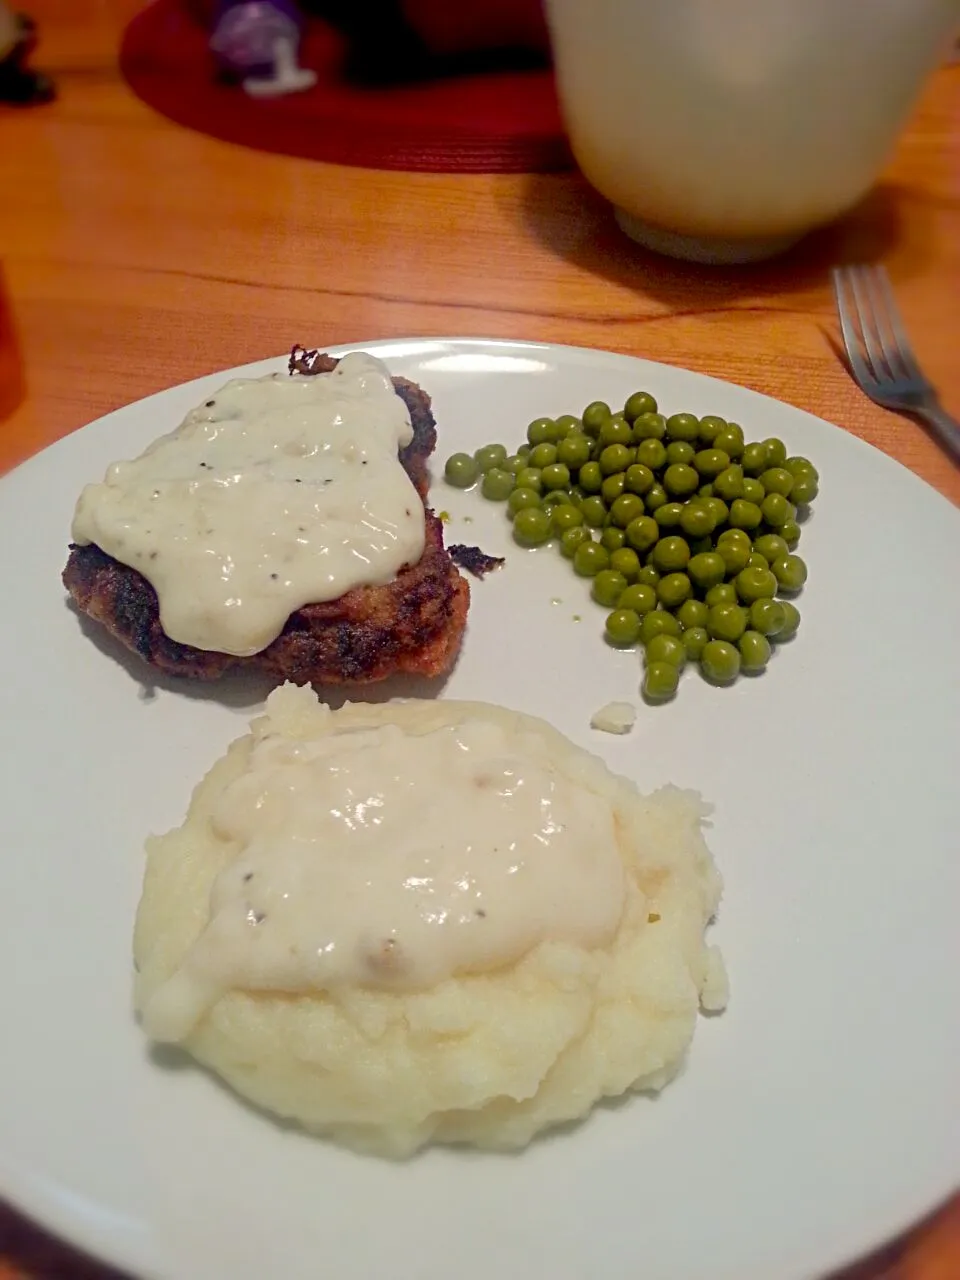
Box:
713;428;744;460
739;630;772;673
600;526;627;552
772;554;808;592
714;465;745;502
723;421;745;444
664;412;698;442
579;460;603;493
592;569;629;607
657;572;692;608
526;417;555;446
651;535;690;572
516;466;543;494
749;597;786;636
503;454;526;476
740;442;768;477
512;506;552;547
625;515;659;553
598;416;632;448
599;444;632;476
677;598;709;630
707;602;748;642
654;502;684;529
641;610;682;643
753;533;788;564
643;660;680;701
517;443;531;457
581;496;608;528
637;565;661;588
729;499;763;531
557;433;592;470
698;483;714;498
573;540;611;577
761;492;791;527
581;401;611;434
560;526;592;558
619;583;658;615
716;537;751;576
780;520;801;549
601;473;627;505
543;488;574;508
508;486;542;515
682;626;710;661
624;391;658;420
623;463;654;496
763;437;787;467
473;443;508;473
688;535;713;556
693;448;730;480
759;467;794;497
556;414;582;435
663;463;699;498
481;467;515;501
698;415;727;445
775;600;801;640
705;582;738;608
444;452;480;488
632;412;667;441
688;551;726;590
635;438;668;471
679;501;716;539
528;443;557;470
784;455;818;480
610;493;645;528
610;547;641;581
644;482;668;511
700;639;741;684
735;566;777;604
746;553;769;571
741;477;765;506
605;608;642;646
551;504;584;534
704;496;729;526
790;473;819;504
541;462;571;492
665;441;696;467
717;526;751;547
646;633;687;668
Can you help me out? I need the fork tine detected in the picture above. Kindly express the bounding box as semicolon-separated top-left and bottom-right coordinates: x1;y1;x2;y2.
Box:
873;266;926;383
848;266;890;381
832;267;874;390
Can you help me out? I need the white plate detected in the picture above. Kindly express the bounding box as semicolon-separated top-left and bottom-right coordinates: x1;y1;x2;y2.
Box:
1;339;958;1280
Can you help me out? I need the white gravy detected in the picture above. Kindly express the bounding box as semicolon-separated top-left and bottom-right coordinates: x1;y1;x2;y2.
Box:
71;352;426;656
142;716;626;1042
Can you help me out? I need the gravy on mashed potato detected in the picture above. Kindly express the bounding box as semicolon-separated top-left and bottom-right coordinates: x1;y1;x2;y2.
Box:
134;685;727;1156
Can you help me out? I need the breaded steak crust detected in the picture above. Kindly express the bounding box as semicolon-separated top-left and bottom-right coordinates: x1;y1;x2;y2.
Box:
62;350;469;685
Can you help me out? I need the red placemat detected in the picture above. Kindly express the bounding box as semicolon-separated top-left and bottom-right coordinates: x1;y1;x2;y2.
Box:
119;0;572;173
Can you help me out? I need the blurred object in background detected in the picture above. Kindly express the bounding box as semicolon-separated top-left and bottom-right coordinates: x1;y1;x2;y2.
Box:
122;0;567;171
0;0;54;104
210;0;316;97
0;264;25;423
545;0;960;264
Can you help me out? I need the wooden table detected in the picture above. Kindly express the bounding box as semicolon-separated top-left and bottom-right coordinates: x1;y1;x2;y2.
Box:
0;3;957;1276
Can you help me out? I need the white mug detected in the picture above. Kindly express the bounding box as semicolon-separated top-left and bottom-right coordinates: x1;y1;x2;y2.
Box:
545;0;959;262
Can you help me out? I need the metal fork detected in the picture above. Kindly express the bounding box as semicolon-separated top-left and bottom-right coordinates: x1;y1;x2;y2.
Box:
832;264;960;465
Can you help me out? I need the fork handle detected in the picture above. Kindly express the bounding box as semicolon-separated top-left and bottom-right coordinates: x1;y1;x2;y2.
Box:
915;405;960;466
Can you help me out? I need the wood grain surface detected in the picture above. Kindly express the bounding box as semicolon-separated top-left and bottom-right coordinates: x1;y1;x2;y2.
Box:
0;3;957;1276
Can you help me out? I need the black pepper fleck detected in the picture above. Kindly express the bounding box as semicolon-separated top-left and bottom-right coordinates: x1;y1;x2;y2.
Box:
243;872;254;882
270;573;279;580
475;909;487;918
205;399;216;407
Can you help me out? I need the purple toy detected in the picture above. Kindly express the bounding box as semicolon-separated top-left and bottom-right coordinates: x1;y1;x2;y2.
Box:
210;0;317;97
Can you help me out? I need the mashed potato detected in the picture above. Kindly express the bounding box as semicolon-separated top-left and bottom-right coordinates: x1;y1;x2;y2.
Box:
134;684;726;1156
